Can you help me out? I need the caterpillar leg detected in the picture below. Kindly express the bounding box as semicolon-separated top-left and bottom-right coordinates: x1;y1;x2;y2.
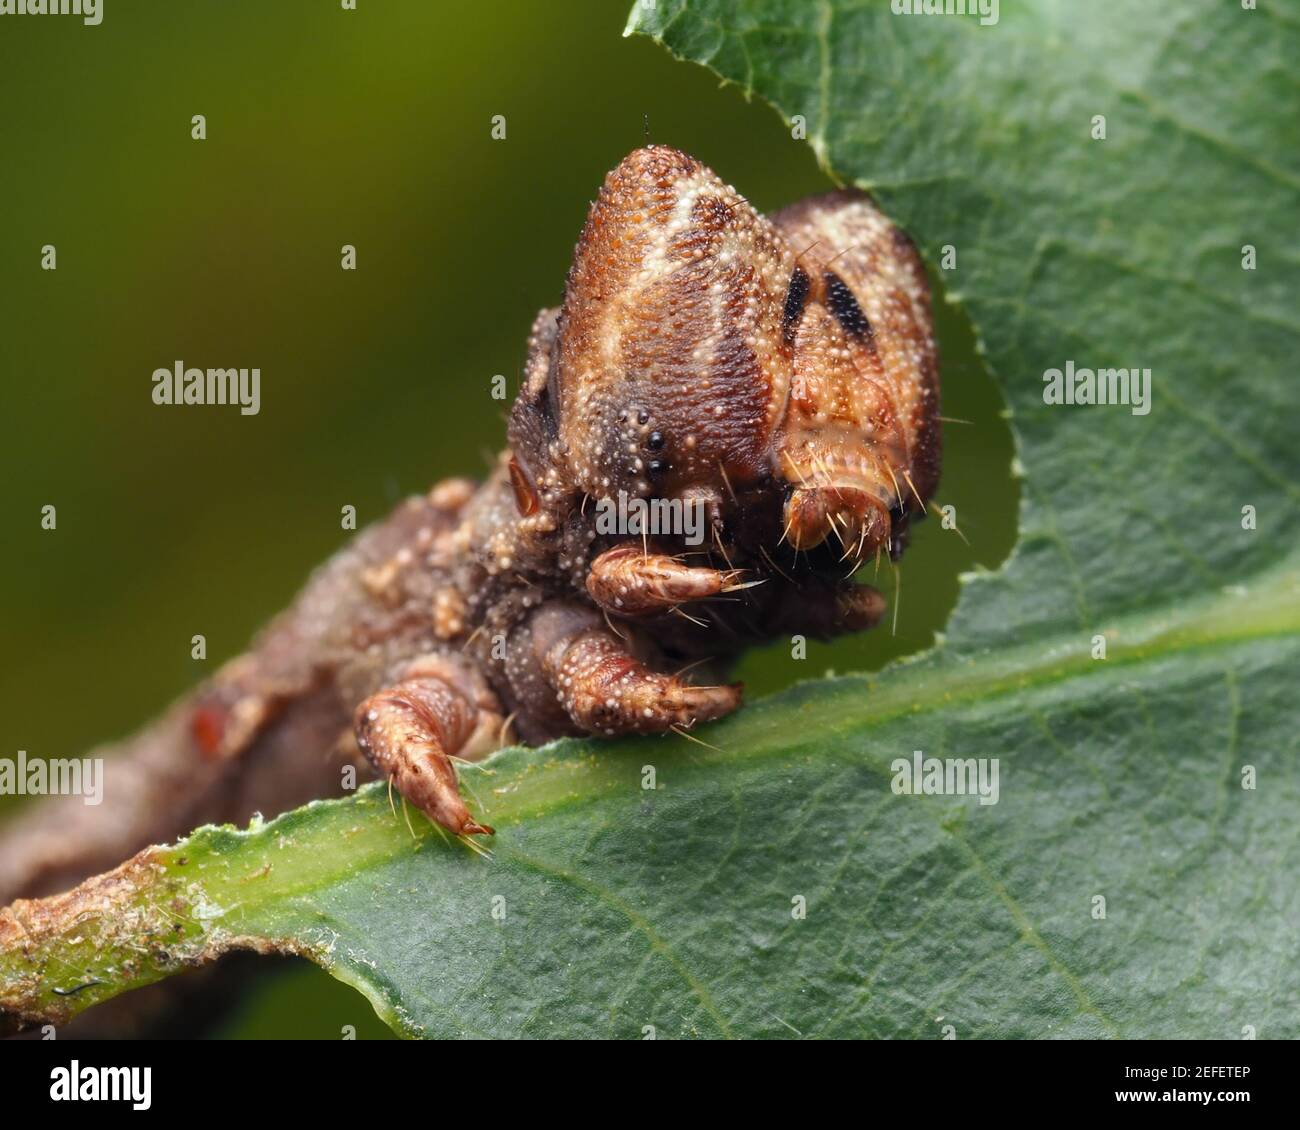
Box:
537;611;741;736
353;657;503;836
585;543;746;618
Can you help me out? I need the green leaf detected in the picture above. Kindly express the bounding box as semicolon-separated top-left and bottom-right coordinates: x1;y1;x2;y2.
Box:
3;0;1297;1038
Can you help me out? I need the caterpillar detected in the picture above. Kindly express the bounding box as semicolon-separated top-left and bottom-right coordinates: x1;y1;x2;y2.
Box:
190;144;941;837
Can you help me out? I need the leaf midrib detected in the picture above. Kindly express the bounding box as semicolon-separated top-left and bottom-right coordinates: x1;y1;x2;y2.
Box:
175;554;1297;910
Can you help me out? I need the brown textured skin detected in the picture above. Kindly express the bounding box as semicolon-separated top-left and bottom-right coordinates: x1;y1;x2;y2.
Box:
1;146;942;874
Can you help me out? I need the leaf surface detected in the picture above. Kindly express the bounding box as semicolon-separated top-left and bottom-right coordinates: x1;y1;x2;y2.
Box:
3;0;1296;1039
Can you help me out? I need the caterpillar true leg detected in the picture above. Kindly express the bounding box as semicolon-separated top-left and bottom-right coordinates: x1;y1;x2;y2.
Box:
353;657;503;836
585;543;746;618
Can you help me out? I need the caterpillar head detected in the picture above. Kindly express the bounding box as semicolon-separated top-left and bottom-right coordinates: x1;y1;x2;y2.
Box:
510;146;940;570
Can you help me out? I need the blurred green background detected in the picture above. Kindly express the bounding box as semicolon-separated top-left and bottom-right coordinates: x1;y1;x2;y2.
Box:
0;0;1015;1038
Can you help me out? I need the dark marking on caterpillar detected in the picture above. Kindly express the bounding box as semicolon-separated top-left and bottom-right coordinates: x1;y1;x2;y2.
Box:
824;270;873;341
782;265;812;345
